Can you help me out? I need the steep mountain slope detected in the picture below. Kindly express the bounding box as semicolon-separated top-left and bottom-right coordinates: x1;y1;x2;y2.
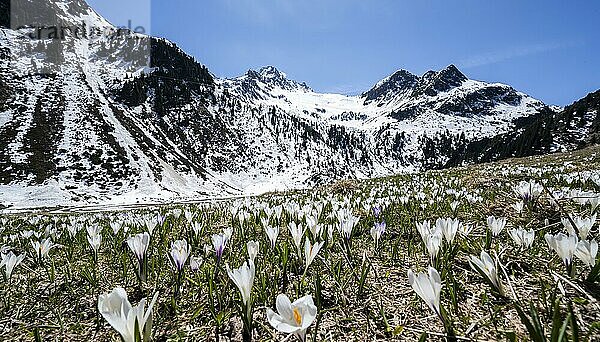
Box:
0;0;596;208
439;90;600;168
0;0;235;207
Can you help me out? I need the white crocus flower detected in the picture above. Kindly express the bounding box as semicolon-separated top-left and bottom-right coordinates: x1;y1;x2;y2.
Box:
66;224;80;239
416;220;431;243
288;222;305;251
97;287;158;342
370;221;386;248
247;240;259;264
304;240;324;272
238;211;250;228
267;294;317;342
424;232;442;264
469;251;503;295
545;233;578;267
515;180;543;202
110;221;122;235
574;239;598;267
574;215;596;240
171;208;182;219
226;261;255;307
31;238;55;261
86;225;102;255
191;222;202;236
21;230;34;239
170;240;190;272
306;215;321;238
127;232;150;263
223;228;233;243
450;201;460;213
512;201;524;214
487;216;507;236
184;210;195;223
407;267;442;316
274;205;283;219
1;251;25;281
265;226;279;249
508;228;535;249
144;217;158;236
562;217;575;236
438;218;459;245
339;212;359;240
189;256;202;271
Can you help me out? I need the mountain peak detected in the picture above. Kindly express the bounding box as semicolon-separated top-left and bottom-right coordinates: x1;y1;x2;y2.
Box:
438;64;467;83
411;64;468;97
241;66;311;92
381;69;418;86
244;66;287;80
362;69;419;104
258;66;287;79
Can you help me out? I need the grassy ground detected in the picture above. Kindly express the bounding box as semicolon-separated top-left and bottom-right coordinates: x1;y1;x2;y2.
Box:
1;146;600;341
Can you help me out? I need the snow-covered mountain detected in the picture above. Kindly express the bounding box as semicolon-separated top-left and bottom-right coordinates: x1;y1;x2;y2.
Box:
0;0;596;208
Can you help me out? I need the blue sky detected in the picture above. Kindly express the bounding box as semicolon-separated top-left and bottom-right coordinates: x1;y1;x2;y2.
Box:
88;0;600;106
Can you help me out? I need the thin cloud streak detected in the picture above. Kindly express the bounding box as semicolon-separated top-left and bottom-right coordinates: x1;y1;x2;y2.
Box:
321;84;368;96
460;41;582;69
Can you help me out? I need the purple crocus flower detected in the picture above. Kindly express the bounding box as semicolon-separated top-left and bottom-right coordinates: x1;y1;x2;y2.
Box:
212;233;226;261
373;206;382;218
